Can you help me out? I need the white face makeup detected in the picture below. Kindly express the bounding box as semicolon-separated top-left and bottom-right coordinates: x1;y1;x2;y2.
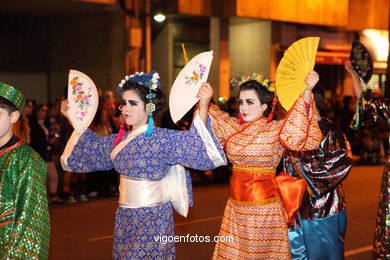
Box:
120;90;149;130
238;89;266;123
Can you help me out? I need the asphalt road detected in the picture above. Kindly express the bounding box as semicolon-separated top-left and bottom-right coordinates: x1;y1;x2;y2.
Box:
48;165;384;260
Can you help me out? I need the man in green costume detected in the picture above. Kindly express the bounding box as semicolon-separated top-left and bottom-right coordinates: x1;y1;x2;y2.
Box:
0;82;50;259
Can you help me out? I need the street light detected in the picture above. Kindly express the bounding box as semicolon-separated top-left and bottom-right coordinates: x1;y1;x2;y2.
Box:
153;12;166;23
361;29;389;62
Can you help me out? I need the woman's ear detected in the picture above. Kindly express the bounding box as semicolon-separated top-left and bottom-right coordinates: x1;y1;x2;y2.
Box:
10;111;20;124
261;103;268;113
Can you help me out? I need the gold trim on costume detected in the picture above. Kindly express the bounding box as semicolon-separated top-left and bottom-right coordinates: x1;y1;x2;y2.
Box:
230;196;279;206
232;165;276;175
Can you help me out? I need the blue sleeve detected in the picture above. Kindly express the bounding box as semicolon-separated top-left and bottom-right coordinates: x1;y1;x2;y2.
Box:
67;129;116;172
166;116;226;170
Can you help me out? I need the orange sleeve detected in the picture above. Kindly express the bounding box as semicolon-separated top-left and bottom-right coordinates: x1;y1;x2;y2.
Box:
203;104;240;148
278;94;322;151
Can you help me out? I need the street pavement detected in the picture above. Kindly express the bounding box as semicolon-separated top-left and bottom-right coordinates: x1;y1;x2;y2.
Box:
48;165;384;259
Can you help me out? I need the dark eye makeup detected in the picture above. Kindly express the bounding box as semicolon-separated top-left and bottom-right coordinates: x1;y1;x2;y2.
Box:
121;100;138;106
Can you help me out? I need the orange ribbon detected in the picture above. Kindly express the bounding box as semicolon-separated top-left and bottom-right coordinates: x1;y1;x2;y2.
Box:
275;172;307;224
230;165;306;224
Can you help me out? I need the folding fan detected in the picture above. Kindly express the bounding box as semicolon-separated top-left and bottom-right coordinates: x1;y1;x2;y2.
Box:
350;40;373;84
169;51;213;123
276;37;320;111
67;70;99;133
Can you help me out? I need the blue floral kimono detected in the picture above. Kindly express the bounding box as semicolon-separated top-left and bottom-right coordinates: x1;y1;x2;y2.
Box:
61;115;226;259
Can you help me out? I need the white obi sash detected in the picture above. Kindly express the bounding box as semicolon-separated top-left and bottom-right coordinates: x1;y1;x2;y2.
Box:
119;164;189;217
61;114;226;218
111;125;189;217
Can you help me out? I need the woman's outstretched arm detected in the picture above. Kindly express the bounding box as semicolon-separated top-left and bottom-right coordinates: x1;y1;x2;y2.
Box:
345;60;363;97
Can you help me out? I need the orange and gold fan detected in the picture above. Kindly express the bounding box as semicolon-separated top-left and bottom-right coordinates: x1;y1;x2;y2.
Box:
276;37;320;111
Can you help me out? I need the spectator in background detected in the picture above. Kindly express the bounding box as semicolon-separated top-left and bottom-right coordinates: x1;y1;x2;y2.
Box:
104;89;120;133
47;100;68;199
225;97;239;118
29;103;62;204
13;99;33;143
86;105;113;198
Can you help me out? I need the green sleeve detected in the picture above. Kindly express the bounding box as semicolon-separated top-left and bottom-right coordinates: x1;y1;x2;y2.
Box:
5;149;50;260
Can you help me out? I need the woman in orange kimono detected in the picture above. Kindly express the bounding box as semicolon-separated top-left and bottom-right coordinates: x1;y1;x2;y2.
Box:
199;72;322;259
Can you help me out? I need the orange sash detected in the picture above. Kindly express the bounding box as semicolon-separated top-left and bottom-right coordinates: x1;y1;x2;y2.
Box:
230;165;306;224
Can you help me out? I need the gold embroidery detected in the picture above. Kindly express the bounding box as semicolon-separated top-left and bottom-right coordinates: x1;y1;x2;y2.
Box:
232;165;276;175
230;196;279;206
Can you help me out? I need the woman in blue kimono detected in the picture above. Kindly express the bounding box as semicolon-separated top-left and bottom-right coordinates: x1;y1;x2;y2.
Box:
60;71;226;259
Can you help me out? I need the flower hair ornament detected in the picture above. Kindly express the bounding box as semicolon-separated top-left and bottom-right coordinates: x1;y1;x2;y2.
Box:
114;71;160;145
230;72;277;124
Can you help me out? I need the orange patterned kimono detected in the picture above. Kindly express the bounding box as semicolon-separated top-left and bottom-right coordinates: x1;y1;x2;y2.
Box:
210;94;322;259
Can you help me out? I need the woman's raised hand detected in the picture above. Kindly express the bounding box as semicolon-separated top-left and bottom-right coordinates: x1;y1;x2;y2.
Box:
344;59;359;79
60;100;72;123
344;59;354;75
197;82;213;125
305;71;320;91
345;59;363;97
197;82;213;109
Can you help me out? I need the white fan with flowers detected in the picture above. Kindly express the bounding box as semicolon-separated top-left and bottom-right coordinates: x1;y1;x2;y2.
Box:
169;51;213;123
67;70;99;133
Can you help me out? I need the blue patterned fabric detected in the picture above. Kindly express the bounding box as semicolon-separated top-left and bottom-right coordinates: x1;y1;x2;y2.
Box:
66;118;225;259
114;203;174;259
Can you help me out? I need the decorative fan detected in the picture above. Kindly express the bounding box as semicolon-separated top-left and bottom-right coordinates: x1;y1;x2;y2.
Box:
350;40;373;84
169;51;213;123
276;37;320;111
67;70;99;133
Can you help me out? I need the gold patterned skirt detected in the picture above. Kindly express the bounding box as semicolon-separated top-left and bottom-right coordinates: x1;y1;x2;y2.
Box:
213;197;290;259
213;165;291;259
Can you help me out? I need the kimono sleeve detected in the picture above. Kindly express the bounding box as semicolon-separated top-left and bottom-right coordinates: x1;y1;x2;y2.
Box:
351;92;390;130
297;124;352;197
279;94;322;151
5;150;49;260
166;114;227;170
61;129;116;172
207;104;241;147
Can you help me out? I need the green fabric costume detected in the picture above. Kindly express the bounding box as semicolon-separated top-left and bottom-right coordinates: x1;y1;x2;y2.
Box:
0;82;50;259
0;138;50;259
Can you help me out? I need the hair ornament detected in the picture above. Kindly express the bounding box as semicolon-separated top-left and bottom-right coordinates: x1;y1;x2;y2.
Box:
116;70;161;137
117;71;160;92
230;72;275;92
